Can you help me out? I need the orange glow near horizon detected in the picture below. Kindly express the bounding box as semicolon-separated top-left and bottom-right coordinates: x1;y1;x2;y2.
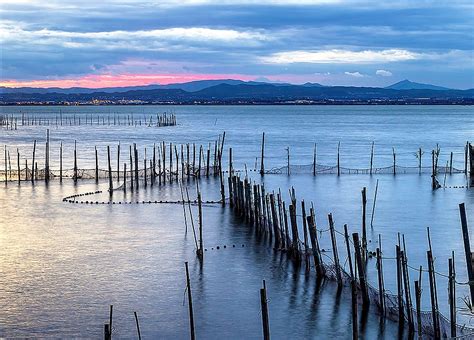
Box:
0;73;258;89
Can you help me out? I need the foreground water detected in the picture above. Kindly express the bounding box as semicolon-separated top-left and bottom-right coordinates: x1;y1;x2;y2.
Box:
0;105;473;338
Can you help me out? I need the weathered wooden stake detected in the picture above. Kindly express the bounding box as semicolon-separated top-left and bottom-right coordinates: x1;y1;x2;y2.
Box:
107;146;113;194
17;149;20;185
307;211;325;278
370;141;374;175
313;143;317;176
95;146;99;183
337;141;341;176
73;140;78;184
459;202;474;304
362;187;367;261
109;305;113;340
353;233;369;308
449;254;456;338
59;142;63;183
396;244;405;326
260;132;265;175
197;190;203;259
185;261;196;340
328;213;342;286
117;142;120;183
414;266;422;338
134;312;142;340
260;280;270;340
31;140;36;183
392;147;396;175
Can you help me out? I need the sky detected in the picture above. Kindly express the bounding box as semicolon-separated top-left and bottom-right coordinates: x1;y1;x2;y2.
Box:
0;0;473;89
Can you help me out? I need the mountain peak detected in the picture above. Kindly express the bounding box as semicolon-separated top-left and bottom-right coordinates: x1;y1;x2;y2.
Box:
386;79;452;91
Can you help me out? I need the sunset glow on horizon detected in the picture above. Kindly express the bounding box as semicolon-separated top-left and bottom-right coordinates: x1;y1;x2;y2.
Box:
0;73;258;89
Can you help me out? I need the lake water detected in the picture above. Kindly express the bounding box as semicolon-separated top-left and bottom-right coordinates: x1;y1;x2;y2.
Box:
0;105;473;338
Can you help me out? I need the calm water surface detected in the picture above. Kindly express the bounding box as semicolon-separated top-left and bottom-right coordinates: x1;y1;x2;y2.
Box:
0;105;473;338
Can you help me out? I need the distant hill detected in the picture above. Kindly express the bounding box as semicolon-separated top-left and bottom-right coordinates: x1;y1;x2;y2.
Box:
386;79;452;91
1;80;473;104
0;79;297;95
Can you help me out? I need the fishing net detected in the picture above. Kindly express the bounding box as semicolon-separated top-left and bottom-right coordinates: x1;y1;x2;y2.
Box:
266;164;465;175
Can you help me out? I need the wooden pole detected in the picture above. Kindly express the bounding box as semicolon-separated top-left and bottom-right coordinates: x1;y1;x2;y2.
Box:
117;142;120;183
313;143;317;176
353;233;369;308
260;280;270;340
134;144;139;189
344;224;358;340
465;142;468;175
370;141;374;175
59;142;63;183
414;266;422;338
361;187;367;261
337;141;340;176
17;149;20;185
109;305;113;340
123;163;127;192
449;254;456;338
376;234;385;314
419;147;422;174
301;200;310;272
197;190;203;259
392;147;396;175
73;140;77;184
107;146;113;194
104;324;110;340
402;236;414;332
45;129;50;183
328;213;342;286
206;146;210;177
134;312;142;340
287;147;290;176
459;202;474;304
449;151;453;175
260;132;265;175
307;210;325;277
270;194;281;248
396;244;405;326
427;249;440;338
32;140;36;184
469;143;474;187
185;261;196;340
289;203;300;259
427;227;440;338
95;146;99;183
370;179;379;228
129;146;134;191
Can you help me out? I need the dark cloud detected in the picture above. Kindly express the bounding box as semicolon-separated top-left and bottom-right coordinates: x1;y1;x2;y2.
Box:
1;0;472;88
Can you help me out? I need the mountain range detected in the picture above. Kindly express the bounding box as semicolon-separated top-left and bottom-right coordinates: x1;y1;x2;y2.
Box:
1;79;472;105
